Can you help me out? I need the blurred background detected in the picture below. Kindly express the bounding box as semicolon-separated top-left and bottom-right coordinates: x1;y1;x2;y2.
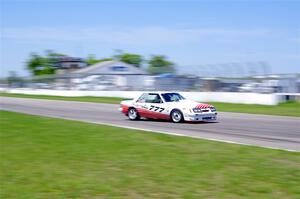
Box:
1;1;300;198
0;0;299;104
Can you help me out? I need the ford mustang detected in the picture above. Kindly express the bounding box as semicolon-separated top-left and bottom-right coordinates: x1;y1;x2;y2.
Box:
119;92;217;123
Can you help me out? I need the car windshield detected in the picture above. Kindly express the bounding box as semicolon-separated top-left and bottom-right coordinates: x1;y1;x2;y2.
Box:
161;93;185;102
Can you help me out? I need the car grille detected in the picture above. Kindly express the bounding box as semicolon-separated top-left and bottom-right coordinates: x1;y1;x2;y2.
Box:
193;107;216;113
203;117;213;120
193;108;202;113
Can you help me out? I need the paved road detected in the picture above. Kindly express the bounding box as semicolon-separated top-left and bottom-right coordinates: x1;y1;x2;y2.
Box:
1;97;299;151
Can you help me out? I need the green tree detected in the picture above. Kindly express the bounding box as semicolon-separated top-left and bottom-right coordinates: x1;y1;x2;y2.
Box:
114;51;144;67
45;50;65;68
7;71;18;85
147;55;175;74
86;54;113;65
7;71;24;86
27;53;49;76
26;50;65;76
120;53;143;67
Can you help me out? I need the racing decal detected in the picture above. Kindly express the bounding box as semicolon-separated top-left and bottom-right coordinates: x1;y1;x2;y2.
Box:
121;104;129;114
137;108;170;120
149;105;165;113
141;104;148;109
195;104;213;109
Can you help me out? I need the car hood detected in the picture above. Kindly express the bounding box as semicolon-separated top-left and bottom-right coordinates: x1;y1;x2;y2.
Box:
170;100;214;109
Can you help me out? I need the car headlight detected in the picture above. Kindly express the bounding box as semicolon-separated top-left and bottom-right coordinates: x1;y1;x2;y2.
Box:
192;108;202;113
210;107;216;112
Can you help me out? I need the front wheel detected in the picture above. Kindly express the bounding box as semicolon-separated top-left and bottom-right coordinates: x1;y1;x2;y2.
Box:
128;108;140;120
170;110;184;123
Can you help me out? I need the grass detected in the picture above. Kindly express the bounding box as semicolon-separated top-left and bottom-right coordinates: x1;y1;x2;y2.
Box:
1;92;300;117
0;110;300;198
209;101;300;117
0;92;124;104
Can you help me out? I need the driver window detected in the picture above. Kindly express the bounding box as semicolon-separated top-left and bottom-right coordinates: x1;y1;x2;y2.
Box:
136;93;147;103
146;94;163;103
171;95;180;101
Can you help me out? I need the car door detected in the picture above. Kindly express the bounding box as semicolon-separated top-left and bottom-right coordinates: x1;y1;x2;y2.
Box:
143;93;169;120
134;93;148;113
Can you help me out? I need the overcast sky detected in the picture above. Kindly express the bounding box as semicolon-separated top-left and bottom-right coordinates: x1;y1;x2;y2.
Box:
1;0;299;77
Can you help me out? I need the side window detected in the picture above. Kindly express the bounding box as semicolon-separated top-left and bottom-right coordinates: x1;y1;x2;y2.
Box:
136;93;147;103
146;94;163;103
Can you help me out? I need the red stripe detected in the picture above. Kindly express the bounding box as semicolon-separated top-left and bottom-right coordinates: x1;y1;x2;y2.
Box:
121;105;170;120
121;104;129;114
137;108;170;120
196;104;213;109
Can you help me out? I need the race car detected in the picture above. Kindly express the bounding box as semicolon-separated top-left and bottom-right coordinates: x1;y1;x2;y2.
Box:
119;92;217;123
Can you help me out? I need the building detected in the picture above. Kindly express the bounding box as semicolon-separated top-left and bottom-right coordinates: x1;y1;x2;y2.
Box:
70;61;149;90
56;57;87;74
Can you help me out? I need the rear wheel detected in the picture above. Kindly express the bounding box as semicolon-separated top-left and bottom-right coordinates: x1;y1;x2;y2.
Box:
171;109;184;123
128;108;140;120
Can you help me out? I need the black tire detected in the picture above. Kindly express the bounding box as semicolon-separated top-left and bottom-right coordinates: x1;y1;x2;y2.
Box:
128;108;140;120
170;109;184;123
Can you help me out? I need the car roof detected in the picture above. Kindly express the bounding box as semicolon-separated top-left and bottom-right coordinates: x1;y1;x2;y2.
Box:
143;92;180;95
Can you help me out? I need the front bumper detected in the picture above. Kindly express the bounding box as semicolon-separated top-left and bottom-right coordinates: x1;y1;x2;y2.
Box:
184;112;217;121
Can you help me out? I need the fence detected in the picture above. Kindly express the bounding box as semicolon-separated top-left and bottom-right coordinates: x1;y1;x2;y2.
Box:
4;73;300;93
3;88;295;105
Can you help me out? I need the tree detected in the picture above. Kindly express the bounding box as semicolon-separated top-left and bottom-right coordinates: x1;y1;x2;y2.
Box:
45;50;66;68
7;71;23;87
86;54;113;65
147;55;175;74
27;53;49;76
7;71;18;84
114;51;144;67
118;53;143;67
26;50;65;76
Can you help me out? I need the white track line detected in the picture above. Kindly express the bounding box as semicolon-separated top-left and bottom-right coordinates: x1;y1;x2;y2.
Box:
1;108;298;152
40;114;299;153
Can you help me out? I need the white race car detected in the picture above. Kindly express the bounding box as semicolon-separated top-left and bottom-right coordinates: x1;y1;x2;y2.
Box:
119;92;217;123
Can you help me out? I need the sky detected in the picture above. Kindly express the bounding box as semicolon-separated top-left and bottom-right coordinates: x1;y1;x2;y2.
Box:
0;0;299;77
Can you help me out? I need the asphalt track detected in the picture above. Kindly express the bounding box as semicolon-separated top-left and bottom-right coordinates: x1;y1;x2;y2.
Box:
1;97;299;152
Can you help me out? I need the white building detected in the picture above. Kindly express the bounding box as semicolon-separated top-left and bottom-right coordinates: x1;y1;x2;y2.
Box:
70;61;149;90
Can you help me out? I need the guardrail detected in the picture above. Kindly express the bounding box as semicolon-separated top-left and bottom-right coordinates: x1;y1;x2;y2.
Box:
2;88;296;105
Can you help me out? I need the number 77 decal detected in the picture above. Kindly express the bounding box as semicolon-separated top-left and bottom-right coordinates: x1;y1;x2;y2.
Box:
149;105;165;113
159;107;165;112
149;105;155;110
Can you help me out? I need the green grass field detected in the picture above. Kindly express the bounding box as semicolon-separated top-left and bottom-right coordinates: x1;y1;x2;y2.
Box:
0;92;123;104
1;92;300;117
1;110;299;198
208;101;300;117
